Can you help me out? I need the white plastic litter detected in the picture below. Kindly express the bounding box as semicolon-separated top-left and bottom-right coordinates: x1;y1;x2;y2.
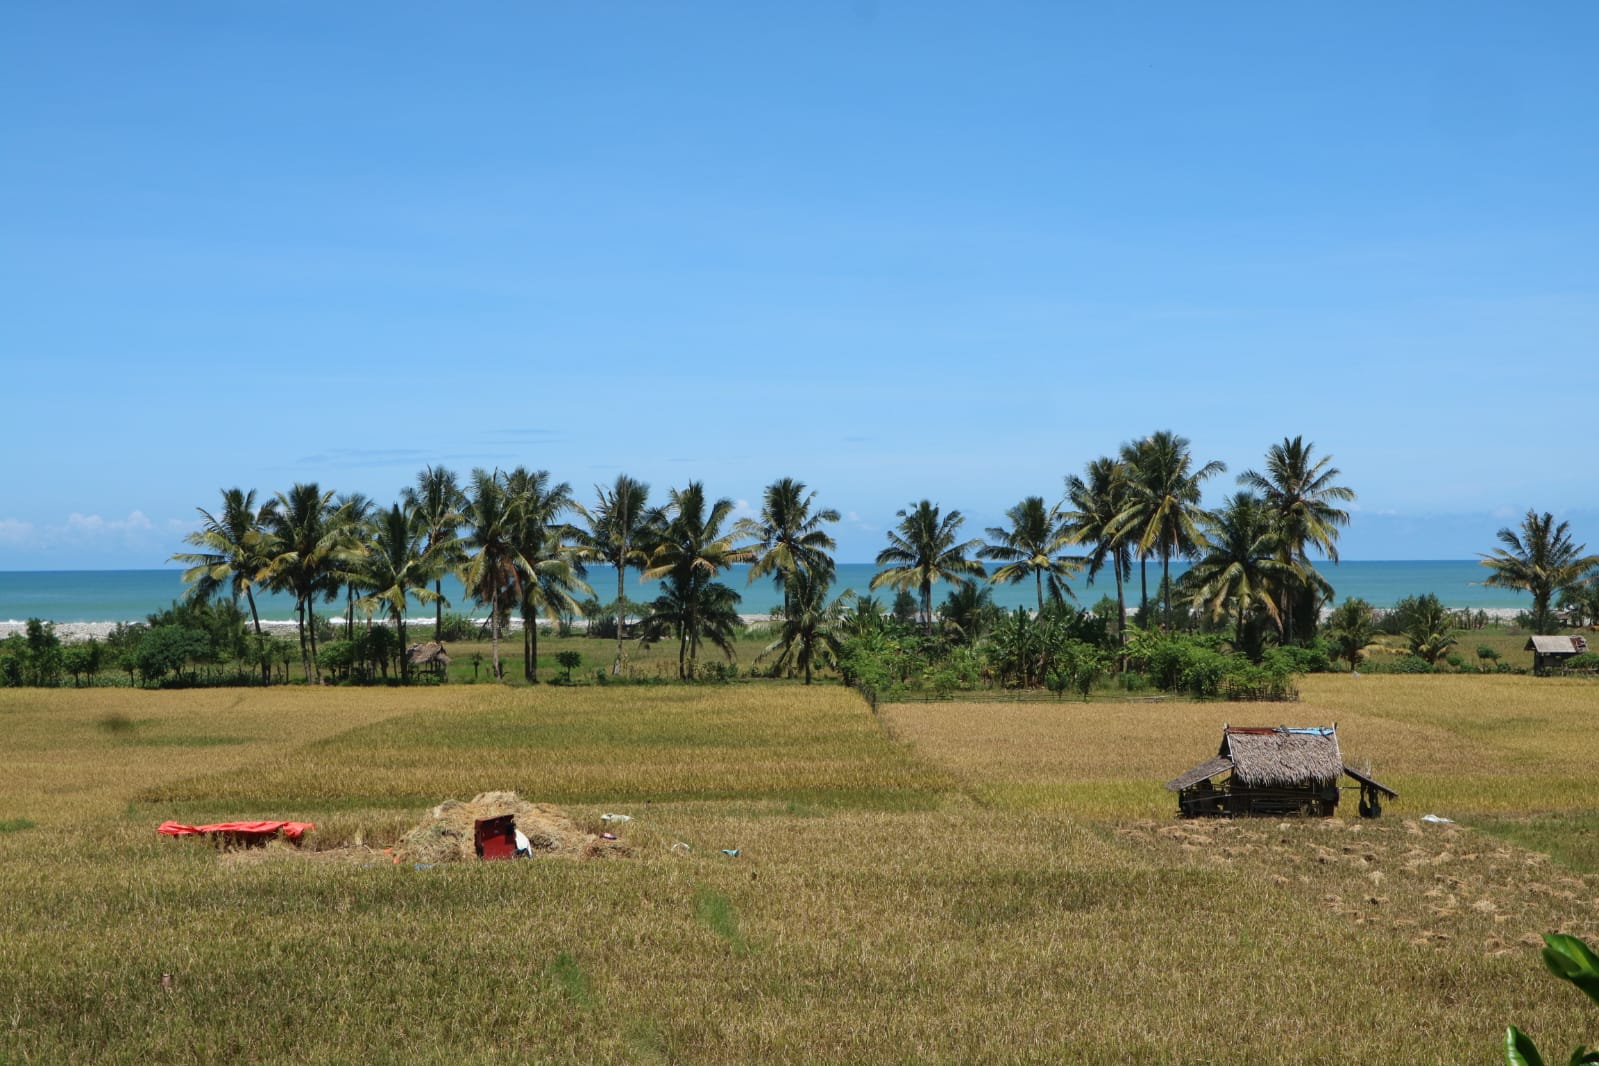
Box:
600;813;633;824
671;841;691;854
1421;814;1454;824
514;828;532;855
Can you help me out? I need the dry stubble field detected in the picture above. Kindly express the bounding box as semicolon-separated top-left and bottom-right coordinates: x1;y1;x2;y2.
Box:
1;674;1596;1063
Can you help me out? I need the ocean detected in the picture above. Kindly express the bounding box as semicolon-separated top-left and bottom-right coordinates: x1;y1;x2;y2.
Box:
0;560;1526;625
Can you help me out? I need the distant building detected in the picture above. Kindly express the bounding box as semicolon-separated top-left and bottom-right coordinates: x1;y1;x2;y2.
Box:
1525;634;1590;674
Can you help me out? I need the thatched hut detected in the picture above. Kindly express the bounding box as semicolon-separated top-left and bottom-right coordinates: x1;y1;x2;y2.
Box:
1165;724;1396;818
406;641;451;680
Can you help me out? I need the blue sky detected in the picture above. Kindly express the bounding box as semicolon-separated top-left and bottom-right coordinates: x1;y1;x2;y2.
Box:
3;2;1596;569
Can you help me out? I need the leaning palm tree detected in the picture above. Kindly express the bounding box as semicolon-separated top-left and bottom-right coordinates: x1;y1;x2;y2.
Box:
575;474;653;674
736;477;840;617
870;500;986;628
458;468;528;680
1238;436;1355;643
642;482;753;679
758;569;853;684
401;465;467;641
980;496;1080;613
1063;456;1134;641
262;483;344;682
504;467;590;682
1184;492;1303;651
355;503;443;681
1480;510;1599;634
172;487;279;684
1117;431;1226;628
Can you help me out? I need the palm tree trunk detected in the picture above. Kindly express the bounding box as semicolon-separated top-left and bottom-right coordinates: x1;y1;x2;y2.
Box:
1162;551;1172;630
1036;571;1044;616
435;579;444;641
1139;557;1149;620
614;554;626;675
529;614;540;683
296;598;312;682
489;588;502;680
308;603;322;683
398;613;408;683
245;586;269;686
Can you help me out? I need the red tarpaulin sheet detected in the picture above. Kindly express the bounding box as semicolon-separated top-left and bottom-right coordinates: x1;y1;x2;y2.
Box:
158;820;315;841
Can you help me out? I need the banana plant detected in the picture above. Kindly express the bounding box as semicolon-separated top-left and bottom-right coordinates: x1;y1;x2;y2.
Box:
1507;934;1599;1065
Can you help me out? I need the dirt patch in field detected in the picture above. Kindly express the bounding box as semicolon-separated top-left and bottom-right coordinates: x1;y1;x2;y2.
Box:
1117;816;1599;957
393;790;631;864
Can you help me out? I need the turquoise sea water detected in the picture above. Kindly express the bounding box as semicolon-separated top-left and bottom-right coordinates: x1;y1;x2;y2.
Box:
0;561;1527;624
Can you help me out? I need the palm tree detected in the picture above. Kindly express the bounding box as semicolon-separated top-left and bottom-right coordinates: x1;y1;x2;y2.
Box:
737;477;840;617
1325;597;1375;671
332;491;377;640
979;496;1080;613
459;468;527;680
263;483;344;682
642;482;754;679
504;467;589;682
356;503;443;681
636;575;744;678
401;466;467;641
1480;510;1599;634
1117;431;1226;628
870;500;986;628
172;487;278;684
1184;492;1301;651
1238;436;1355;643
1063;456;1134;642
576;474;653;674
937;582;1000;645
758;569;853;684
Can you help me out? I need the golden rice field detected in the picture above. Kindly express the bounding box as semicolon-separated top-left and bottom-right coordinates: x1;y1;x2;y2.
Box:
1;675;1596;1063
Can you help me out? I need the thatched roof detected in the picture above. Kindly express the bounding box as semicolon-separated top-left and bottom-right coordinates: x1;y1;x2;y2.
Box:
1222;726;1344;789
406;641;451;666
1165;725;1398;799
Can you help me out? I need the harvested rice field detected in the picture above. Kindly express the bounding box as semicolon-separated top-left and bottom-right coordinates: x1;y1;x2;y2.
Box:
1;676;1595;1063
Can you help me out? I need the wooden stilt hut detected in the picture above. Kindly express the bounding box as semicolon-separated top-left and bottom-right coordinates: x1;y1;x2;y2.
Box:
1165;724;1396;818
406;641;452;680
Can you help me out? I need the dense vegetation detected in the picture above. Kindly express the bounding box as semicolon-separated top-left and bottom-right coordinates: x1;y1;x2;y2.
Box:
5;434;1597;694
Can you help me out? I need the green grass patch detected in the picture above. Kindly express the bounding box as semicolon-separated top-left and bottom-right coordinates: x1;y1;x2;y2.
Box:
0;818;37;833
1467;810;1599;874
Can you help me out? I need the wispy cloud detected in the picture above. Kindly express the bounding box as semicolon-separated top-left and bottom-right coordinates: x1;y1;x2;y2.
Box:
0;518;36;546
290;447;435;468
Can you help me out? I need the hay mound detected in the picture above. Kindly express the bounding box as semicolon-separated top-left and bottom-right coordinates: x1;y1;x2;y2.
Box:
394;791;631;864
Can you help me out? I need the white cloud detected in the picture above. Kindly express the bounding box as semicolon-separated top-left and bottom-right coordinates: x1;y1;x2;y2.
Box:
65;511;153;536
0;518;36;545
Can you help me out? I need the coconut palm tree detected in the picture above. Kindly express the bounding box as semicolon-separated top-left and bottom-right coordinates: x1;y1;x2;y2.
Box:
1237;436;1355;643
459;468;528;680
758;569;853;684
1063;456;1134;642
332;491;377;640
504;467;590;683
870;500;986;628
356;503;443;681
576;474;654;674
1480;510;1599;634
1184;492;1302;652
401;465;467;641
737;477;840;617
172;487;279;684
642;482;754;679
262;483;344;682
636;575;744;679
1117;431;1226;628
980;496;1080;613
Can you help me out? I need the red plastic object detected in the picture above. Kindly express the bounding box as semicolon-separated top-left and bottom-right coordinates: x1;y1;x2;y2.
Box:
157;820;315;843
474;815;517;860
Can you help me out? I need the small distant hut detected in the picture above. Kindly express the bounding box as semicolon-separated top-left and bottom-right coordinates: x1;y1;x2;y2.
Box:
1525;635;1589;674
1165;724;1396;819
406;641;451;680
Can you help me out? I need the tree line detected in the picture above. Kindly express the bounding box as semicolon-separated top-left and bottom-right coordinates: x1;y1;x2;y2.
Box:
6;429;1594;689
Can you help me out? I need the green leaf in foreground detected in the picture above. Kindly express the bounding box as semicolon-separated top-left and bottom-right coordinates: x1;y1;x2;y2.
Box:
1543;934;1599;1007
1506;1026;1545;1066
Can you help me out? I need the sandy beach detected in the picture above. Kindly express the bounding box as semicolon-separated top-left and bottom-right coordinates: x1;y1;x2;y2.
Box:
1;608;1527;645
